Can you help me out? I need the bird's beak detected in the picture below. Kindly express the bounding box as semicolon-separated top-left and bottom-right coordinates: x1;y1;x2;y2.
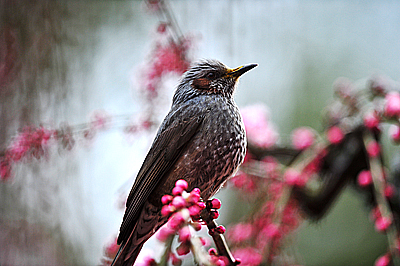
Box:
227;63;258;79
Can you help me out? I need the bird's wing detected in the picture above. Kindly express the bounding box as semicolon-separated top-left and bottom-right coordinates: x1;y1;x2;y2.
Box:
117;112;204;244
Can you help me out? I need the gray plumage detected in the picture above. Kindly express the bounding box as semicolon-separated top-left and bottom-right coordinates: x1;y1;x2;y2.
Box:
112;59;257;266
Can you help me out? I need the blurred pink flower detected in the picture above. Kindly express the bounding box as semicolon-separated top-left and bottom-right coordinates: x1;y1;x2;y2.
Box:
389;124;400;143
375;253;391;266
384;91;400;118
291;127;314;150
90;110;111;130
227;223;253;243
326;126;344;145
367;140;380;158
375;216;391;232
232;248;262;266
363;112;380;130
284;168;307;187
0;159;12;180
241;104;278;148
357;170;373;187
262;223;280;239
384;184;395;198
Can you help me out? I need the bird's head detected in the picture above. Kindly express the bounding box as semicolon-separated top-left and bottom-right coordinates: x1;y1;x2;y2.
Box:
173;59;257;104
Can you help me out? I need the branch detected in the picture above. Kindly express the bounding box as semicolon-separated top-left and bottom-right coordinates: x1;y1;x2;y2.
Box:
200;208;240;266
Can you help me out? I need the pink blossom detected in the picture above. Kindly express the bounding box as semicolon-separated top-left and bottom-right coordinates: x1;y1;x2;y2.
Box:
208;198;222;209
172;186;184;196
389;124;400;143
175;179;188;190
363;112;380;130
157;22;168;34
0;159;12;180
90;110;111;130
178;226;191;242
291;127;314;150
241;104;278;148
104;238;119;258
262;201;275;216
188;189;201;203
262;223;281;239
384;184;395;198
188;205;201;217
375;216;391;232
232;248;263;266
367;141;381;158
191;222;202;231
215;258;227;266
210;210;219;219
230;172;257;193
357;170;373;187
157;226;175;242
384;91;400;117
208;248;217;256
161;204;175;217
227;223;253;243
172;196;187;209
215;225;226;234
161;195;173;205
176;242;190;256
375;253;391;266
370;207;381;221
168;213;186;230
326;126;344;145
197;201;206;210
284;169;307;187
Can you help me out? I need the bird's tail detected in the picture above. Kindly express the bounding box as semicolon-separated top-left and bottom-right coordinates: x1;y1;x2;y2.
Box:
110;228;144;266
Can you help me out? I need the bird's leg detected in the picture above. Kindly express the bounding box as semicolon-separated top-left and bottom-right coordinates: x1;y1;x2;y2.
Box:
200;200;240;266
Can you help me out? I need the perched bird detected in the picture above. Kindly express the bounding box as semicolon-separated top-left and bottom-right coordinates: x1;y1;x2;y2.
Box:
112;59;257;266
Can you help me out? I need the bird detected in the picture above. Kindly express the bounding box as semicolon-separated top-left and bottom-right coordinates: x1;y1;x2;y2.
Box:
111;59;257;266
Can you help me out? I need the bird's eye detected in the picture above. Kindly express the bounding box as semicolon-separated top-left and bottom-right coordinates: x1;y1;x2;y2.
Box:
206;72;216;79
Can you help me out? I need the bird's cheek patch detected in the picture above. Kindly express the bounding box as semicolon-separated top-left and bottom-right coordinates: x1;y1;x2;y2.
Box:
192;78;210;90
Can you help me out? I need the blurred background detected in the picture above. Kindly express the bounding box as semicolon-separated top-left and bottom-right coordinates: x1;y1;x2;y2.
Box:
1;0;400;265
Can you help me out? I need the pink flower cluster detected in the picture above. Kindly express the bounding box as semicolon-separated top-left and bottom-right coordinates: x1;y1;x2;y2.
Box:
228;157;303;263
1;126;55;180
291;127;314;150
153;179;228;266
141;36;191;98
241;104;278;149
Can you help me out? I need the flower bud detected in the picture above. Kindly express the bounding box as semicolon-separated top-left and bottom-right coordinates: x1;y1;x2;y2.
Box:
197;201;206;210
176;242;190;256
157;226;175;242
384;92;400;117
357;170;373;187
367;141;380;158
208;248;218;256
178;226;191;242
291;127;314;150
208;198;222;210
172;186;184;196
161;195;173;205
172;196;187;209
168;213;185;230
161;205;175;217
175;179;188;190
210;210;219;220
327;126;344;145
375;216;391;232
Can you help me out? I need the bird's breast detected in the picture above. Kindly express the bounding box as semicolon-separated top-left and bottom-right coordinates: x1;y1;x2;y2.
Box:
175;100;246;199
